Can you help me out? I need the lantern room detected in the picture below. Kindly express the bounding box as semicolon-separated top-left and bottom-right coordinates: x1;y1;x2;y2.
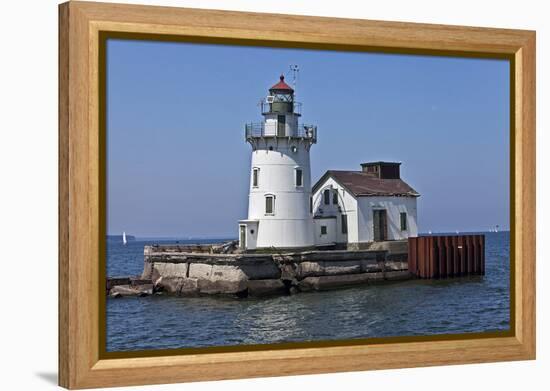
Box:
262;75;301;116
246;74;315;143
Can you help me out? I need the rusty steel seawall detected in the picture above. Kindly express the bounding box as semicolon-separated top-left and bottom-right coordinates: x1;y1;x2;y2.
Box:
408;235;485;279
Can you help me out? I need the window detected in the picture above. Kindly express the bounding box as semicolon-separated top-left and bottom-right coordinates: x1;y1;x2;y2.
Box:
400;212;407;231
321;225;327;235
332;190;338;204
324;189;330;205
277;115;285;137
265;195;275;215
295;168;303;187
309;196;313;214
252;168;259;187
341;214;348;234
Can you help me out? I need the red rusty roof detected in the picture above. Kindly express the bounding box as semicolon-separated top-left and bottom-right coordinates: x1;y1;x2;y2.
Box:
269;75;294;92
312;170;420;197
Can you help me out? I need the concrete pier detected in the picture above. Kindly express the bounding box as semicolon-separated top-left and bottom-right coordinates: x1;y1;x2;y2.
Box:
163;247;404;296
106;241;411;298
106;235;485;298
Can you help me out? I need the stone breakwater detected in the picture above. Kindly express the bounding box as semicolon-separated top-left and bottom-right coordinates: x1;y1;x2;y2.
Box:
107;240;410;298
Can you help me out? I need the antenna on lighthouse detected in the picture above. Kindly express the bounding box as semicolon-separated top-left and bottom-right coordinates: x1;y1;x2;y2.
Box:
289;64;299;93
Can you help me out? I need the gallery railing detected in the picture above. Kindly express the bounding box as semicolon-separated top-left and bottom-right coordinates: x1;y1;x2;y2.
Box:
245;123;317;143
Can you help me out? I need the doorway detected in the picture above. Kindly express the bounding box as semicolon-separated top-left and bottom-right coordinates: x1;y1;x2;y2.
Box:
239;225;246;249
373;209;388;241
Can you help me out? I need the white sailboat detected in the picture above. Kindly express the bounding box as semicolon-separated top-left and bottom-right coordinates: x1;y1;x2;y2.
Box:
122;231;127;245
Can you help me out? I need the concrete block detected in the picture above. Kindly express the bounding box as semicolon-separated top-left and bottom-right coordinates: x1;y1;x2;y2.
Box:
157;277;182;294
279;263;297;280
188;263;213;279
368;240;408;254
240;262;280;279
106;277;131;291
323;261;362;275
298;272;386;291
296;261;324;278
384;270;412;280
210;265;248;282
158;277;199;295
141;262;153;279
384;261;408;271
179;278;199;295
188;263;248;295
109;284;152;297
361;260;382;273
136;284;154;296
297;277;317;292
197;279;248;295
154;262;188;278
247;279;287;296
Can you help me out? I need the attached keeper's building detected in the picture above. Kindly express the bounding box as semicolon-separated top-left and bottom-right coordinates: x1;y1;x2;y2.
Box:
311;162;420;249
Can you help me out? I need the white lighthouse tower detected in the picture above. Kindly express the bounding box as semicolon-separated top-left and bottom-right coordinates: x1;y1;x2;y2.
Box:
238;75;317;251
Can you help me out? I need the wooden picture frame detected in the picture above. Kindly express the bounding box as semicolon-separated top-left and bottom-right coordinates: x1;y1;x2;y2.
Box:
58;1;536;388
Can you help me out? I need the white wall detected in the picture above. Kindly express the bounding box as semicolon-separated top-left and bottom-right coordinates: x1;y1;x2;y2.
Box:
3;1;547;391
312;176;358;243
357;196;418;241
313;217;337;245
313;176;418;243
247;138;314;248
264;113;299;137
238;220;258;249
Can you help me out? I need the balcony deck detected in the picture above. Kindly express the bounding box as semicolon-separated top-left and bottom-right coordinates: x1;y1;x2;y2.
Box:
245;122;317;143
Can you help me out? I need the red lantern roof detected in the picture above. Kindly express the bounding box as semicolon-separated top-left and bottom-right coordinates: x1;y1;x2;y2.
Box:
269;75;294;92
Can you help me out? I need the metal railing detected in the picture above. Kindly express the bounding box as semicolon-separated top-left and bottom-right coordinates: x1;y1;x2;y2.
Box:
245;123;317;142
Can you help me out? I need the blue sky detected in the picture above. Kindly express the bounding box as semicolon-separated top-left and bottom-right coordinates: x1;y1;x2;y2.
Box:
106;39;509;237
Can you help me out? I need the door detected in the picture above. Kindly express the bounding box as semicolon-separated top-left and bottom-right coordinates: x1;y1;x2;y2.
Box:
277;115;286;136
373;209;388;241
239;225;246;249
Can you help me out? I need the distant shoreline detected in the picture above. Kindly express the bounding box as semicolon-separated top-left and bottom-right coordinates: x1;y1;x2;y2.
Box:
419;230;510;235
106;231;508;242
106;236;237;242
107;234;136;241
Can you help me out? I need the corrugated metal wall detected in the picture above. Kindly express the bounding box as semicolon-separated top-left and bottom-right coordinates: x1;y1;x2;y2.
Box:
408;235;485;278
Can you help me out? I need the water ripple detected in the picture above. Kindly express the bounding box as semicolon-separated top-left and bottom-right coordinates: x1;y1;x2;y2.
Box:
106;232;510;351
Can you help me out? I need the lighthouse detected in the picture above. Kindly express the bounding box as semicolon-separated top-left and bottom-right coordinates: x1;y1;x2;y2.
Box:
238;75;317;250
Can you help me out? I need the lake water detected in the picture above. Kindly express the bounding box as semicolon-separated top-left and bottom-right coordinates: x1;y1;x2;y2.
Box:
106;232;510;352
